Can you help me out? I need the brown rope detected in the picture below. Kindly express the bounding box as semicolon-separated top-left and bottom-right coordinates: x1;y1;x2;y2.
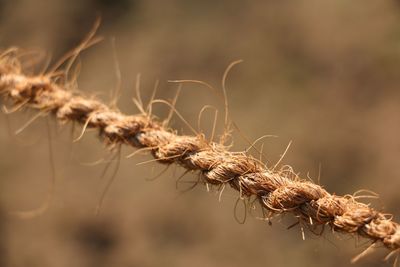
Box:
0;54;399;252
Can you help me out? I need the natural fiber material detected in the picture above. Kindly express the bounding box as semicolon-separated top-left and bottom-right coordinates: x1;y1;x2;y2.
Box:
0;53;399;252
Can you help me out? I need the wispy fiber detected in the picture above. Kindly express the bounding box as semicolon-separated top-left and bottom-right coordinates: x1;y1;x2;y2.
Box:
0;52;399;254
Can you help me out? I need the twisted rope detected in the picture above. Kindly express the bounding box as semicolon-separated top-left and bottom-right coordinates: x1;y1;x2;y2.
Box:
0;53;399;253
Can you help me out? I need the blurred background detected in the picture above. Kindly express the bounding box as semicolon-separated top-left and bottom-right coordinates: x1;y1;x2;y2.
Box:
1;0;400;266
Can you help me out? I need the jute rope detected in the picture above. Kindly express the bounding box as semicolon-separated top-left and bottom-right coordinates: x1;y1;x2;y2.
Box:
0;53;399;253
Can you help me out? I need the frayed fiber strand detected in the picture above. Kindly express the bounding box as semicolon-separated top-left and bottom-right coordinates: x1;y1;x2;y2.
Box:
0;51;399;255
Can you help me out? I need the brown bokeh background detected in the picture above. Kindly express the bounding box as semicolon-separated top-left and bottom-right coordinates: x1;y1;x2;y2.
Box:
1;1;400;266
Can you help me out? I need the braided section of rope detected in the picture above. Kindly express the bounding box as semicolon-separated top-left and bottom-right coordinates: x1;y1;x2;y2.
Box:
0;54;399;252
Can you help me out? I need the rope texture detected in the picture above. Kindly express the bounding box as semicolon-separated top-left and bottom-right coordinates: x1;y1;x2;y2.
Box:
0;55;399;251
